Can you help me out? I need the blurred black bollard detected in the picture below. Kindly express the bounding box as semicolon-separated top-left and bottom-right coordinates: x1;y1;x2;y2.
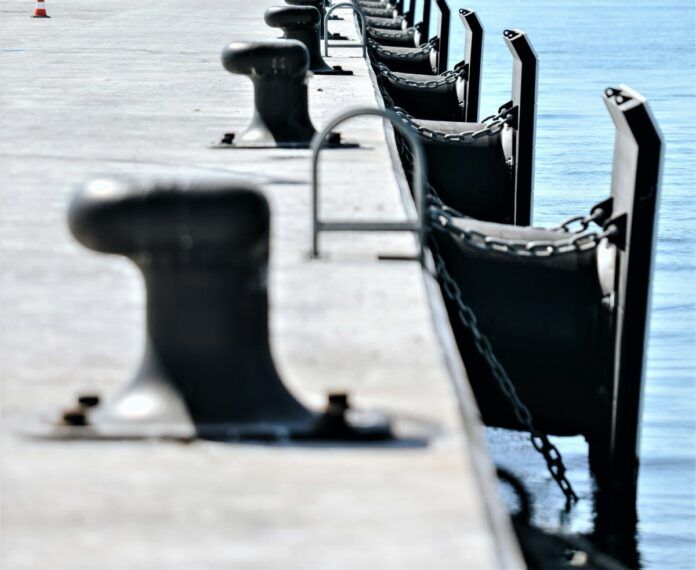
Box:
63;178;392;442
265;6;352;75
285;0;345;38
219;40;317;148
67;179;310;438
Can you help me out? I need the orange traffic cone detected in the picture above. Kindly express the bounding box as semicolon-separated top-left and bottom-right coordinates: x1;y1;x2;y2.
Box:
31;0;50;18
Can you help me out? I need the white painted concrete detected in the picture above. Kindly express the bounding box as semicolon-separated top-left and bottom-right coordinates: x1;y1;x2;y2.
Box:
0;1;522;568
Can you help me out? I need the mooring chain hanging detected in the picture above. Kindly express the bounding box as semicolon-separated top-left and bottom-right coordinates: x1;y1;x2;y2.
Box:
367;37;437;58
424;187;466;219
428;237;580;506
393;106;514;144
379;83;397;108
375;63;465;89
431;207;619;257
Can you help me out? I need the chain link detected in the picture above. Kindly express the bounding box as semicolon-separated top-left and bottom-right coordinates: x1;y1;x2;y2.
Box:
379;81;397;108
376;62;465;89
368;37;437;58
431;207;618;257
394;106;514;144
369;27;415;40
428;236;580;506
552;207;606;233
361;6;397;17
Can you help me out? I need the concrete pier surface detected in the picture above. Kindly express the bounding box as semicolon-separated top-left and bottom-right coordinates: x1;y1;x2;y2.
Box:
0;1;522;568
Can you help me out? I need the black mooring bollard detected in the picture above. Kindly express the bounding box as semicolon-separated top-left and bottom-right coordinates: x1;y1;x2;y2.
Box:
218;40;316;148
285;0;346;38
264;6;352;75
216;41;355;149
56;178;392;442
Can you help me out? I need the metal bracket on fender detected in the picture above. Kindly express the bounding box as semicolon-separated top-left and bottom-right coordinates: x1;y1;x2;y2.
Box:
604;213;627;250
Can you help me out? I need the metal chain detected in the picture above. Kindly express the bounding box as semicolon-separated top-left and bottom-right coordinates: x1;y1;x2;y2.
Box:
376;62;464;89
552;207;606;233
392;133;466;218
391;91;604;506
394;106;514;144
368;37;436;58
378;81;397;108
428;235;580;506
391;108;516;220
425;190;465;218
369;27;415;40
395;127;616;256
362;6;397;17
431;207;618;257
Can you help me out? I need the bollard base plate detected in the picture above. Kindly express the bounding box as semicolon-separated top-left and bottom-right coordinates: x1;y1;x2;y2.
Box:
211;131;359;149
19;405;437;445
314;66;354;76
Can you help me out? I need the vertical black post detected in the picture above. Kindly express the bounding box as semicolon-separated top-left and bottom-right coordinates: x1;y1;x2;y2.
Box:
503;29;537;226
603;86;663;506
459;8;483;122
434;0;450;74
421;0;431;40
406;0;416;26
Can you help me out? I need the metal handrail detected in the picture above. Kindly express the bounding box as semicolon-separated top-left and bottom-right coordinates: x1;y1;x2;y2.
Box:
324;3;367;58
311;107;427;261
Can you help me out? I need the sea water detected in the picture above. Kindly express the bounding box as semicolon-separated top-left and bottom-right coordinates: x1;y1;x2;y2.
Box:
429;0;695;567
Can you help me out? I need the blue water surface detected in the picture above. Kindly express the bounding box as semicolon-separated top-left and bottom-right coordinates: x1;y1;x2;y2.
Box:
422;0;695;567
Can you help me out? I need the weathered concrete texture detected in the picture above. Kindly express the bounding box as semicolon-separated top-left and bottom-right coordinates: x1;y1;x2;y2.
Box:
0;1;520;568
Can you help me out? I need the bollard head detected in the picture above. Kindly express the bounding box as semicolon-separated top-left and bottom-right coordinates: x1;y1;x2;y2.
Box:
68;178;269;265
265;5;321;30
285;0;324;10
221;40;309;78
